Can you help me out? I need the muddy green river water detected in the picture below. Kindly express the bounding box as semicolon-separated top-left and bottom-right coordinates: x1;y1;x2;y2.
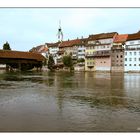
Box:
0;71;140;132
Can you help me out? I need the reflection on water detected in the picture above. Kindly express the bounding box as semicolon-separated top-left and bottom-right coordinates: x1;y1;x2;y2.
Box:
0;71;140;132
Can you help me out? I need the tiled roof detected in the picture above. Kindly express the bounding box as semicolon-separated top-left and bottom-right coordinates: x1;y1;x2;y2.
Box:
59;38;87;48
46;42;60;48
0;50;45;61
127;32;140;41
30;45;48;53
30;45;44;52
88;32;118;40
38;46;48;53
113;34;128;43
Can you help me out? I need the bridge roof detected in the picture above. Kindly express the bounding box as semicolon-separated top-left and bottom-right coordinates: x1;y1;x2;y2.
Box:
0;50;45;61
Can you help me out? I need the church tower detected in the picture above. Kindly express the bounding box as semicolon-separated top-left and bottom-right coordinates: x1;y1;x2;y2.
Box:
57;20;63;42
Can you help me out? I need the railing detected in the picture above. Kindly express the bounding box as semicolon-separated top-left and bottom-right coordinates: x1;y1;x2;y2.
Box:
86;50;111;57
85;54;95;57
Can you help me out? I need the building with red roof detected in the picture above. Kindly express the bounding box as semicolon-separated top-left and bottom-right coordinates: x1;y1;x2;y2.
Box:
111;34;128;72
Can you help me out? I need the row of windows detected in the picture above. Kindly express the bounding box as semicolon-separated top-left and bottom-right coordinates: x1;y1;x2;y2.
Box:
125;51;140;55
86;52;94;55
87;58;94;60
112;64;123;66
125;58;140;61
100;61;106;63
125;64;140;66
116;55;123;58
87;62;94;65
128;41;140;45
112;60;123;62
87;61;107;64
86;46;110;50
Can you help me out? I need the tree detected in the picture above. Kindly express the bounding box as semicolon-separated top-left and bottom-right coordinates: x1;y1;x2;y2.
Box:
3;42;11;50
62;55;73;70
48;54;55;71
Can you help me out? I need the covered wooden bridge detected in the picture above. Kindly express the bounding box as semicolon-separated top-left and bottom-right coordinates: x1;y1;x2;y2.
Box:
0;50;46;71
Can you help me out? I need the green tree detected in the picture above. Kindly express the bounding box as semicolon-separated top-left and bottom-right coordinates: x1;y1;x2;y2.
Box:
62;55;73;70
3;42;11;50
48;54;55;71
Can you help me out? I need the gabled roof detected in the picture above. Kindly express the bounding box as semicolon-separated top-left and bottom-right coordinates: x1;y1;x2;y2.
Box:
59;38;87;48
127;31;140;41
113;34;128;43
88;32;118;40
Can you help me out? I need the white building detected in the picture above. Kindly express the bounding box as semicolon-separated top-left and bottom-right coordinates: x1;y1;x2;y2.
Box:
124;32;140;72
46;42;60;64
77;45;86;59
77;38;87;59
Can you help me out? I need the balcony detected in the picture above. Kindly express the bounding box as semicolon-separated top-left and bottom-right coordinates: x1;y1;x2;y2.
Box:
92;50;111;57
72;56;78;60
85;54;94;58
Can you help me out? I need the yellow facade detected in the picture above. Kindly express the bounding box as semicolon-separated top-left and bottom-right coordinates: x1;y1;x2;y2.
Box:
85;45;95;71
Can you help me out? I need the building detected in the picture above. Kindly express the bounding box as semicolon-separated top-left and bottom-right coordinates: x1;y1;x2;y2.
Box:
59;38;86;60
111;34;128;72
46;42;60;64
77;38;87;59
89;32;118;71
124;31;140;72
85;40;95;71
29;44;49;58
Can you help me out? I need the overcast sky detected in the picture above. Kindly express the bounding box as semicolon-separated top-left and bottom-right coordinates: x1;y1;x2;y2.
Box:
0;8;140;51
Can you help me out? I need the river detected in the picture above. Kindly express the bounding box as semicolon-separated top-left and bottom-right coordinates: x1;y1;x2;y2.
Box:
0;71;140;132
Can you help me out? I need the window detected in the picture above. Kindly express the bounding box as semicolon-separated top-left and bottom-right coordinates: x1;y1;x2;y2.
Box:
129;64;131;66
139;64;140;66
125;58;127;61
116;55;119;58
134;64;136;66
129;58;132;61
130;41;134;45
134;58;137;61
125;64;127;66
134;52;136;55
120;55;123;58
139;58;140;61
104;61;106;63
129;52;132;55
125;52;127;55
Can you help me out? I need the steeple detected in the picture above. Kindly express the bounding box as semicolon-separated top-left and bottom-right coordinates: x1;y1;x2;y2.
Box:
57;20;63;42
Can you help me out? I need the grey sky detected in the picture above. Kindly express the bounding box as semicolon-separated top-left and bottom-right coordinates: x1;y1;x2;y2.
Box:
0;8;140;51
